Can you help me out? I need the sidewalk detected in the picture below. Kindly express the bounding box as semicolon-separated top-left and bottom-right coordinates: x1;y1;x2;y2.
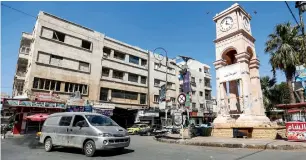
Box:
154;134;306;150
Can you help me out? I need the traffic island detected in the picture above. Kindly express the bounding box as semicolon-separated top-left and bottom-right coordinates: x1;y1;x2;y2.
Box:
153;135;306;150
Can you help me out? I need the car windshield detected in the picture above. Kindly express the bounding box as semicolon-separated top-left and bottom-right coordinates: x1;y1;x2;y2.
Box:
85;115;118;126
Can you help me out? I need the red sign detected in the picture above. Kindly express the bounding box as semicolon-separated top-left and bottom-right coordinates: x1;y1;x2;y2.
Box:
286;122;306;141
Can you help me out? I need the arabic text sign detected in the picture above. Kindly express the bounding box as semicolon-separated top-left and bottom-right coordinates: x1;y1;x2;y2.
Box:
218;63;242;82
286;122;306;141
5;100;65;108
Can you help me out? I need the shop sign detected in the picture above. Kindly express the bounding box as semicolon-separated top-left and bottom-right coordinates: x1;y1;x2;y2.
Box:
93;103;115;109
138;110;159;117
35;93;61;102
286;122;306;141
5;100;65;108
67;98;90;106
93;108;113;116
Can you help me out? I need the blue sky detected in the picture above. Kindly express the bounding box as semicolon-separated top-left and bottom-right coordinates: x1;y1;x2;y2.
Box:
1;1;304;97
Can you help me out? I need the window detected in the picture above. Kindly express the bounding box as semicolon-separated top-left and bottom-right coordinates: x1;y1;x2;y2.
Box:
154;63;160;69
125;91;138;100
154;79;160;86
20;47;26;53
72;115;88;127
171;97;176;103
33;77;61;91
44;116;59;126
154;95;159;103
200;91;203;96
26;48;30;54
128;73;138;83
129;55;139;65
192;103;196;108
140;94;146;104
141;59;147;66
199;79;202;83
103;47;111;55
59;116;72;126
167;67;174;74
81;40;91;50
113;70;124;80
64;82;88;95
200;104;204;108
52;31;65;42
199;68;202;72
167;82;172;89
100;88;108;101
79;62;90;72
50;55;63;67
102;68;110;77
141;76;147;84
111;89;138;100
85;115;118;126
192;91;195;95
114;51;125;60
191;77;195;83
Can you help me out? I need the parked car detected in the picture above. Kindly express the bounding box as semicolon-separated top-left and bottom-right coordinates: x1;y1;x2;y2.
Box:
138;125;163;136
39;112;130;157
127;124;149;135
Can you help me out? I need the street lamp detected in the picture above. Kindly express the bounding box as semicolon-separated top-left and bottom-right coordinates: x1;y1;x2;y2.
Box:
153;47;169;125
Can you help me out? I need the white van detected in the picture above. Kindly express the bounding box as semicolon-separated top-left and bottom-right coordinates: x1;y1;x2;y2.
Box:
39;112;130;157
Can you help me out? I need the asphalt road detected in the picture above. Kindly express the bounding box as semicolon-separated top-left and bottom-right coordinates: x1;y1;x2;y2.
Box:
1;135;306;160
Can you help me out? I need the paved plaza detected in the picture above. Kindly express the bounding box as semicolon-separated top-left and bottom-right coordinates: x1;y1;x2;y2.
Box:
2;135;306;160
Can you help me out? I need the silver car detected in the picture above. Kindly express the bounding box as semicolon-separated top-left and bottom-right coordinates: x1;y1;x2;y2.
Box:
39;112;130;157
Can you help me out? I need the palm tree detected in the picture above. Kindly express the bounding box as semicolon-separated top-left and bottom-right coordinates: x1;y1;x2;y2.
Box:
265;22;303;104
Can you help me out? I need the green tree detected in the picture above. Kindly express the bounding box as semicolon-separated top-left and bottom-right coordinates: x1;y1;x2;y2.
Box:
265;22;303;103
260;76;277;111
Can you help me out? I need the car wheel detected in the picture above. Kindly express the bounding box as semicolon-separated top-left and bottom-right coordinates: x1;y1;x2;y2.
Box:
44;138;53;152
84;140;96;157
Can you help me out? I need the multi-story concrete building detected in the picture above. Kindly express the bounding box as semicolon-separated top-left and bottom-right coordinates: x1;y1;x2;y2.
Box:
12;11;212;126
178;59;213;124
12;11;150;127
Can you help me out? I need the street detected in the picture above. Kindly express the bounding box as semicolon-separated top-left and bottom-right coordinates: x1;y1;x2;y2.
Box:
1;135;306;160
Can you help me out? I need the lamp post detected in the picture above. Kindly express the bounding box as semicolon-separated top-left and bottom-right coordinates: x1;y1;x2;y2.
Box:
153;47;169;126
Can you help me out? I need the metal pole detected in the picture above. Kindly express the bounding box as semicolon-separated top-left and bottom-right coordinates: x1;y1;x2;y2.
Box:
165;51;168;125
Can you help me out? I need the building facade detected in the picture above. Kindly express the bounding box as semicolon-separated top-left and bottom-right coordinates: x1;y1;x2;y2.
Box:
178;60;213;124
12;11;212;126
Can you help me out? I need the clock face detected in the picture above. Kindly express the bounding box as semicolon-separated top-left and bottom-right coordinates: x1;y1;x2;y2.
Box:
220;16;233;32
243;16;250;31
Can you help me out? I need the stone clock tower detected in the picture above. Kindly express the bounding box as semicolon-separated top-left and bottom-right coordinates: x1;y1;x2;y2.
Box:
212;3;270;127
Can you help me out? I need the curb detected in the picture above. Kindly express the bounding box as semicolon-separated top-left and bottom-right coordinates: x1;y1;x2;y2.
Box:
153;137;306;150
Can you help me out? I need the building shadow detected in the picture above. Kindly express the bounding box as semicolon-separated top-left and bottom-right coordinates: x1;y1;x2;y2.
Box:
234;141;276;160
53;147;134;157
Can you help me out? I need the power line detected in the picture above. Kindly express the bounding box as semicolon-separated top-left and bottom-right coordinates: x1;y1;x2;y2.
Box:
284;1;300;26
1;3;104;43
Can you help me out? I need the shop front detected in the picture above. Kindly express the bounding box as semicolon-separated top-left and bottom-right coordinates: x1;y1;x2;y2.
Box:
66;98;92;112
2;98;66;134
135;110;160;125
189;111;204;125
92;102;115;117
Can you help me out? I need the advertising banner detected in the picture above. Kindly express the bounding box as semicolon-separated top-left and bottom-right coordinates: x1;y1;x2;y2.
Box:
286;122;306;141
183;71;191;93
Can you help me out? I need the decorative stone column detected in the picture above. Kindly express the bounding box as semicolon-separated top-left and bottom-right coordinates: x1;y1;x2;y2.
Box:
212;60;235;126
249;59;265;116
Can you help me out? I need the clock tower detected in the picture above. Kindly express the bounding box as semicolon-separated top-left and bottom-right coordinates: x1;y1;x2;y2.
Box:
212;3;270;127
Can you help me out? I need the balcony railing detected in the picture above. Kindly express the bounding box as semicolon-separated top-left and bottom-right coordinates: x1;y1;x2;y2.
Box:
16;71;26;77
